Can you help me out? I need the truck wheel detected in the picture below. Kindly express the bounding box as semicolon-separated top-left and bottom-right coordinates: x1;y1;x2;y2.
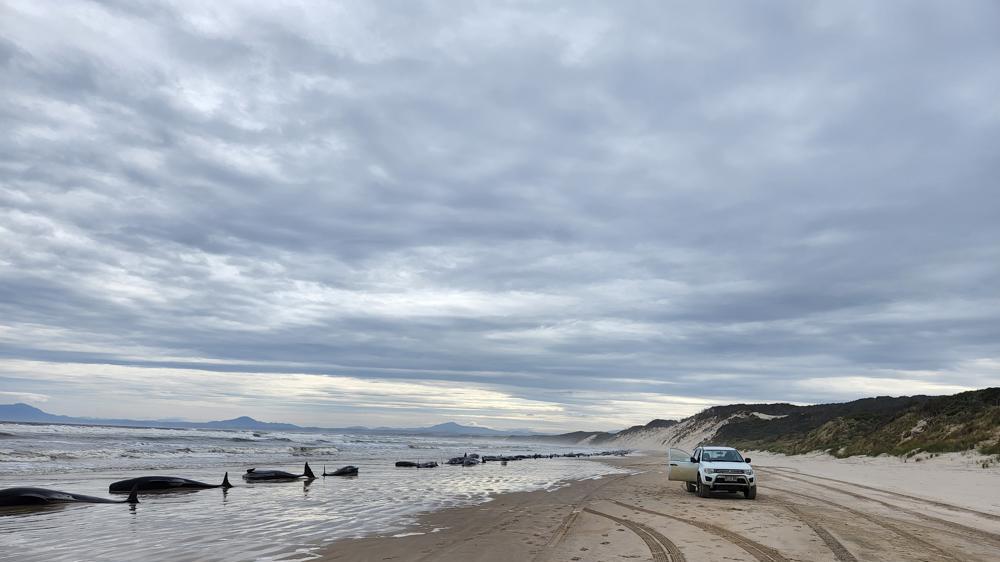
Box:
744;486;757;500
697;476;711;498
685;482;696;493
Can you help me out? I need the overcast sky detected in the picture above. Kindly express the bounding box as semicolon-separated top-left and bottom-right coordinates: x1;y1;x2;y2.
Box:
1;1;998;431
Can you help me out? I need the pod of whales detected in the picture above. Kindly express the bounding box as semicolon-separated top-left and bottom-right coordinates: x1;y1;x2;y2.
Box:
109;472;233;493
1;486;138;507
243;462;316;481
3;450;631;511
323;465;358;477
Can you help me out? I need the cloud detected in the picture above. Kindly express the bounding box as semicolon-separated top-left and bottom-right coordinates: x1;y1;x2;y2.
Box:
1;1;999;429
0;391;49;403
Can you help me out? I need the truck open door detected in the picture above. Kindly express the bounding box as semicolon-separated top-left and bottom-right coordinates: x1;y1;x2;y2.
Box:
667;448;697;482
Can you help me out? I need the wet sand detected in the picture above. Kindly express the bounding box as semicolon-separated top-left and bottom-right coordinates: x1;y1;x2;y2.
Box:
322;454;1000;562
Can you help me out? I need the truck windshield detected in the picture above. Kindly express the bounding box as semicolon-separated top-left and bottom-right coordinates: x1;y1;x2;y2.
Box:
702;449;743;462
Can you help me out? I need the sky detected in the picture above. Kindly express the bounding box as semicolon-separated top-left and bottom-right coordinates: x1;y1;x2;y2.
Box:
1;1;999;431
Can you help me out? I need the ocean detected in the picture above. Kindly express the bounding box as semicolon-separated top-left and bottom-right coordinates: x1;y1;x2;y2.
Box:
0;422;627;561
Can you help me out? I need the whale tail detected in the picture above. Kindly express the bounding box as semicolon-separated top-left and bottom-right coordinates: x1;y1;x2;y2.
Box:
304;462;316;479
221;472;233;489
126;485;139;504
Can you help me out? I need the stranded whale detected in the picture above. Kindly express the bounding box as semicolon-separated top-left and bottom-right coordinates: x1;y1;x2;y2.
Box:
395;461;438;468
1;486;138;507
243;462;316;481
323;465;359;477
109;473;232;493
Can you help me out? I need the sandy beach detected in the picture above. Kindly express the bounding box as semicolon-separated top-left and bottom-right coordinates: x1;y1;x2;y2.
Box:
323;453;1000;562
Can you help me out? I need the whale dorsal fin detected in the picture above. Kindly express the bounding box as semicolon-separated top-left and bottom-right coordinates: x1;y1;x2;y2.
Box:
303;462;316;479
222;472;233;489
126;485;139;504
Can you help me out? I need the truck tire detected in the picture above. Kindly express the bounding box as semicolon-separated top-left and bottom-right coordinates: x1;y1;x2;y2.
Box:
744;486;757;499
697;476;711;498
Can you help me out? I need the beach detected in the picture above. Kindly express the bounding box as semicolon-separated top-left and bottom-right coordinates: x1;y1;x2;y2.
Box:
4;422;999;561
324;453;1000;562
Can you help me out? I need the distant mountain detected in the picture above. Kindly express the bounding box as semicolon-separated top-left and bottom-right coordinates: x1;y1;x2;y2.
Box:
406;422;498;436
0;403;307;431
0;404;541;436
0;403;77;424
198;416;302;431
336;421;538;436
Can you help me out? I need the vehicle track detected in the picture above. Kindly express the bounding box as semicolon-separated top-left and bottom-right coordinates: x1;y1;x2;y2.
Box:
541;473;628;551
778;501;858;562
767;471;1000;546
772;487;962;562
765;466;1000;522
583;507;685;562
611;500;790;562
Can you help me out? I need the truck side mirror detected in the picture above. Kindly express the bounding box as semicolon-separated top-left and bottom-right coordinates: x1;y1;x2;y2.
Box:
690;457;697;463
745;458;752;463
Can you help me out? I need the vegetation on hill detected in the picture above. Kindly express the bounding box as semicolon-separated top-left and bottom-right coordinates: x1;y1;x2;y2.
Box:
712;388;1000;457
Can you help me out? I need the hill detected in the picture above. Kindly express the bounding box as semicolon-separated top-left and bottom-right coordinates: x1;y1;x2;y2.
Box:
607;388;1000;457
516;419;680;447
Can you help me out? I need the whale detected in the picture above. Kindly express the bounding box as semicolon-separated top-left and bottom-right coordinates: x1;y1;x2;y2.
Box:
395;461;438;468
243;462;316;481
1;486;138;507
109;473;232;493
323;465;358;477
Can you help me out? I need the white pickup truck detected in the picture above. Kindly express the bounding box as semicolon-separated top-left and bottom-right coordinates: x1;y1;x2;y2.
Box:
667;445;757;499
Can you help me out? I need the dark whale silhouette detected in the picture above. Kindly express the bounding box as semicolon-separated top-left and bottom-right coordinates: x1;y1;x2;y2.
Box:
109;473;233;493
395;461;438;468
323;465;358;477
243;462;316;481
1;486;138;507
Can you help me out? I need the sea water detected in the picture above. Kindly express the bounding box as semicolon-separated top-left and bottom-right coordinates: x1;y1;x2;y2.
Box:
0;422;627;561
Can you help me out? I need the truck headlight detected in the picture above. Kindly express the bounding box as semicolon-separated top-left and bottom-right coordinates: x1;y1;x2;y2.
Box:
704;468;716;474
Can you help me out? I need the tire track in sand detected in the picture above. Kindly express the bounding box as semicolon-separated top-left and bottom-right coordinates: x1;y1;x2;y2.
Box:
611;500;789;562
778;501;858;562
542;473;628;550
772;486;962;562
765;466;1000;522
583;507;685;562
767;471;1000;547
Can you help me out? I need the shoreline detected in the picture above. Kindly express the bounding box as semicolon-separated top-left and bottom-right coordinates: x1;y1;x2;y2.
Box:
319;456;640;562
320;452;1000;561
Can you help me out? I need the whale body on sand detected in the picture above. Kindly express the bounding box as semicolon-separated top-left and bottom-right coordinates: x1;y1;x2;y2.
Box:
1;487;138;507
243;462;316;481
395;461;438;468
323;465;359;477
109;473;232;493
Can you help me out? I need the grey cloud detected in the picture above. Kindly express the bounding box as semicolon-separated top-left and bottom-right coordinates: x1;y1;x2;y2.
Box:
1;1;999;428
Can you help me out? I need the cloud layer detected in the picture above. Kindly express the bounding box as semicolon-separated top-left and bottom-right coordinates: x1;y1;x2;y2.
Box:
1;1;999;429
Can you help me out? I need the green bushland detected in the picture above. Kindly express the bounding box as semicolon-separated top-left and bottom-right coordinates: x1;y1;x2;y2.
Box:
708;388;1000;458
